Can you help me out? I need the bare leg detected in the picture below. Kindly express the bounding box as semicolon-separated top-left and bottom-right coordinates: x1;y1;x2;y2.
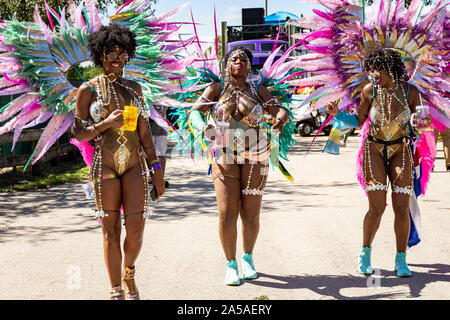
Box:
389;146;413;253
212;163;241;261
240;161;268;254
96;170;123;288
362;141;388;247
122;164;146;268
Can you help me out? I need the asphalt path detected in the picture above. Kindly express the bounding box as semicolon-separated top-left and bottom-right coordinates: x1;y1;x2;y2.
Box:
0;135;449;300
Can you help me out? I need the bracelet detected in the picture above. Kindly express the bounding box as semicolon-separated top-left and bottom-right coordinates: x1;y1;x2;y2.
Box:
150;159;159;165
92;124;100;135
276;117;285;124
152;162;161;169
142;169;154;176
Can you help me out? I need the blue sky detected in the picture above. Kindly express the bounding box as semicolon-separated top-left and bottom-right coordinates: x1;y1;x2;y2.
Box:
153;0;320;45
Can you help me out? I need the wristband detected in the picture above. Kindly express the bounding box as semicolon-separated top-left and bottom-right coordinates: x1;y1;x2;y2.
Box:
152;162;161;169
150;159;159;165
92;124;100;135
276;117;285;124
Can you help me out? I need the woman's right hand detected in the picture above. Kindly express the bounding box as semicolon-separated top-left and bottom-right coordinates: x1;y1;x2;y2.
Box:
104;109;124;129
326;102;339;116
203;124;217;141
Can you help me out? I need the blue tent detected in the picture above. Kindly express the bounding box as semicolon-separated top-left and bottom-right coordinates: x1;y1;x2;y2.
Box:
264;11;299;25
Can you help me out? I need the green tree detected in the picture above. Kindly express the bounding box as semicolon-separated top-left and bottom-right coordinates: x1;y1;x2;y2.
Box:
204;35;223;58
0;0;157;22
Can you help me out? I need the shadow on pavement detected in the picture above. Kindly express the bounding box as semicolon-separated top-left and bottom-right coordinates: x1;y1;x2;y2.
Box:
246;264;450;299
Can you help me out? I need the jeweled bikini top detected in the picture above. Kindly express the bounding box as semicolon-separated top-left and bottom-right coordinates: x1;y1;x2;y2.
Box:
369;84;411;141
211;84;264;128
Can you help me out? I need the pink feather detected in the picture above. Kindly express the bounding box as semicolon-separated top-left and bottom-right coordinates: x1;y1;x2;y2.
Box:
0;53;19;63
85;0;102;32
147;3;189;24
286;74;339;86
58;7;67;30
312;9;335;22
11;111;53;152
305;115;334;156
0;93;39;122
0;108;41;136
356;119;371;194
273;60;299;80
392;0;405;21
70;138;94;167
429;106;450;129
44;1;55;30
149;107;169;133
213;6;219;59
115;0;136;14
271;21;282;54
310;88;347;110
417;130;437;195
0;84;29;95
72;0;87;29
376;0;385;26
31;113;74;164
260;47;282;78
33;5;53;45
268;40;303;78
404;0;422;24
295;57;335;71
290;16;332;29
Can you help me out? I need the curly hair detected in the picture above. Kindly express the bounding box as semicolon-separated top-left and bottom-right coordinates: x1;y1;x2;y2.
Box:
364;48;408;84
87;23;137;67
223;46;254;71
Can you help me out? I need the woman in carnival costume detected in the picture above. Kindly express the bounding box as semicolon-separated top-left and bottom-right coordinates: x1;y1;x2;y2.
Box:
74;23;165;300
0;0;193;299
172;39;299;285
289;0;449;277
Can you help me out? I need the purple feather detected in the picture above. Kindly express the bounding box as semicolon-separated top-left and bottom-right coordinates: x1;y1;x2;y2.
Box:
11;111;52;151
33;5;53;45
0;108;41;136
149;107;169;133
32;112;74;164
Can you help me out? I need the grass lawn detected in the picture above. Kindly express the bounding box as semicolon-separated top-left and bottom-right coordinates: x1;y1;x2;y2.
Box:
0;155;89;192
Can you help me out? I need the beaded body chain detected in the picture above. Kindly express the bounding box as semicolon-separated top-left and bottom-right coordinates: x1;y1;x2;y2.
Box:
91;75;152;219
364;83;413;195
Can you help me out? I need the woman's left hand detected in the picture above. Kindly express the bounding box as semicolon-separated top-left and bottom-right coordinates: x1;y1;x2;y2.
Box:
272;118;284;134
151;167;165;200
417;116;432;130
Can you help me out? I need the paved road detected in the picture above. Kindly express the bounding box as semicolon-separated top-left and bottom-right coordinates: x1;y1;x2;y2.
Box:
0;135;449;300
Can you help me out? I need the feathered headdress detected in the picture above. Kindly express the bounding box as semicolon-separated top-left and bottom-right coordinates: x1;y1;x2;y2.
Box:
168;12;302;181
0;0;193;169
289;0;449;126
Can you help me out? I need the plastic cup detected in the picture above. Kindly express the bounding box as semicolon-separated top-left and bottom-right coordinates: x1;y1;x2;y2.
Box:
122;103;138;131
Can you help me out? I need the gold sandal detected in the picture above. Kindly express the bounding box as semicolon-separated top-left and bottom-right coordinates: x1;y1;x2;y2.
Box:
122;266;140;300
109;286;125;300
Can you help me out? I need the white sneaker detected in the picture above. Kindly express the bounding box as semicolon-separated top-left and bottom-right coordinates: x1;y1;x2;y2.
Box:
224;259;240;285
242;253;257;280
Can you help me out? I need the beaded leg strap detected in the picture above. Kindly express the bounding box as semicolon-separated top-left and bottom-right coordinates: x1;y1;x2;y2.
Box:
242;162;268;196
91;146;108;219
139;152;152;219
392;186;413;195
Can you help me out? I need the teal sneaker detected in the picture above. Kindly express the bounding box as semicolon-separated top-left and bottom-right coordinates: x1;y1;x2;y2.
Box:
224;259;240;285
395;252;412;277
241;253;257;280
358;246;373;275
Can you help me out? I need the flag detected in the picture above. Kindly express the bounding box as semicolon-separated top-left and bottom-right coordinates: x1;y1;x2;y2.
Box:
323;117;354;155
